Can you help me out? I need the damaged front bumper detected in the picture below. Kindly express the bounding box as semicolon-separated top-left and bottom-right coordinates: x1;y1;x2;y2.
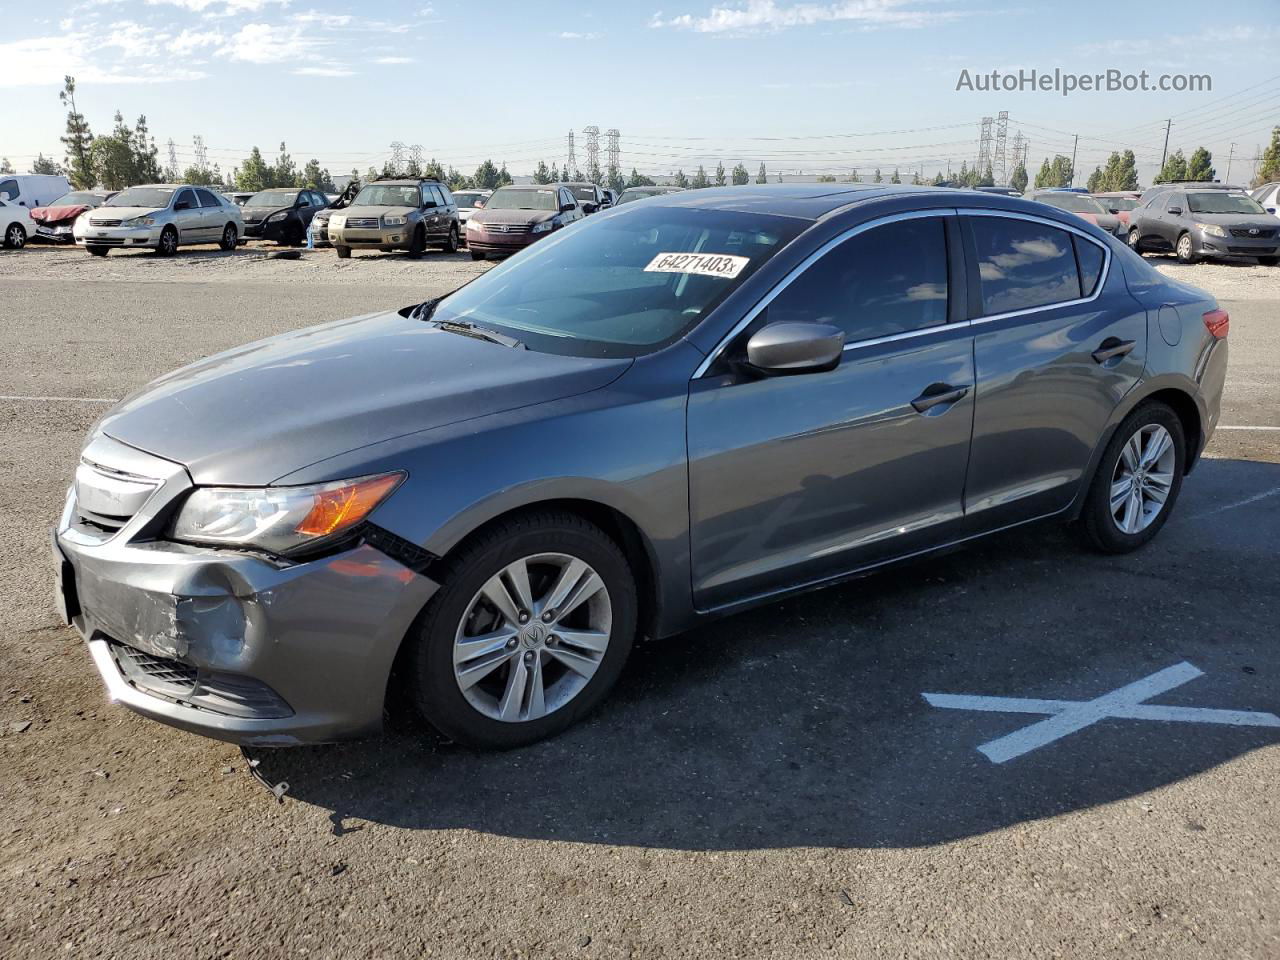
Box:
53;435;438;746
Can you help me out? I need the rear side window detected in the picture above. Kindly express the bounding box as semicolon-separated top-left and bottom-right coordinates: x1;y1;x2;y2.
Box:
437;185;453;205
767;217;949;342
0;180;17;201
1074;236;1105;297
970;217;1081;314
196;189;221;208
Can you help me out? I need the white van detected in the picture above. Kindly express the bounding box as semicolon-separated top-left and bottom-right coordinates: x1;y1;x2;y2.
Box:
0;173;72;208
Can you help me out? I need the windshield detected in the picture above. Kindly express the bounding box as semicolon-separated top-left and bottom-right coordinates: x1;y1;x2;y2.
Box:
485;188;559;212
1187;192;1266;215
1099;196;1137;211
432;206;807;357
247;190;297;207
617;190;655;204
454;192;486;208
105;187;175;208
572;186;597;201
353;184;421;207
1040;193;1106;214
51;192;102;207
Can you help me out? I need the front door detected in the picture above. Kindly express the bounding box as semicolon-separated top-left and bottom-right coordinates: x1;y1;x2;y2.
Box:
961;211;1146;527
686;213;975;609
172;188;204;242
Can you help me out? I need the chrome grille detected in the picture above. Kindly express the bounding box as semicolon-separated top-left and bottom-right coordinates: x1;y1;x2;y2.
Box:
89;219;122;227
1230;227;1275;238
72;459;160;536
344;217;380;229
481;223;529;235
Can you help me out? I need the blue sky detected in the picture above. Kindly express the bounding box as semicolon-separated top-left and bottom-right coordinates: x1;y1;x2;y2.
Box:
3;0;1278;185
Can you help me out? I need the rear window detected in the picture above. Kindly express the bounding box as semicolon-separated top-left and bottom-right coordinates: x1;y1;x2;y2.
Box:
970;216;1083;314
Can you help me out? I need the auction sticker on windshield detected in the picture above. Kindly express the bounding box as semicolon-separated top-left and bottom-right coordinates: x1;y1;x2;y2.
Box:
643;252;750;279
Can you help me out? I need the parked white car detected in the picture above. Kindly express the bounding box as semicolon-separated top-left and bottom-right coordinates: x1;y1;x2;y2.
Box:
0;173;72;209
74;184;243;256
1250;182;1280;220
0;198;37;249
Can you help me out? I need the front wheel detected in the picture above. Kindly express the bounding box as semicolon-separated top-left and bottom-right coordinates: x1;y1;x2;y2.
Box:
409;512;637;749
3;222;27;249
470;249;486;261
1176;232;1197;264
335;245;351;259
155;226;178;257
1079;402;1185;554
407;226;425;259
219;224;237;251
86;245;109;257
1127;229;1143;253
1258;256;1279;267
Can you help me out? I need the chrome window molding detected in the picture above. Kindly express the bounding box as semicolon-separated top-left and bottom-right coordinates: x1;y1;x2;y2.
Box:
693;206;1113;379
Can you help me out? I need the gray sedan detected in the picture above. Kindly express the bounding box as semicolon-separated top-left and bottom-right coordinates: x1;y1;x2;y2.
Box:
53;185;1227;749
74;184;243;256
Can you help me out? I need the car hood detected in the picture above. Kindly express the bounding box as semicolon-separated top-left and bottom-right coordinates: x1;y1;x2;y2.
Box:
98;310;631;486
87;206;163;220
31;204;91;224
338;204;415;219
1192;212;1278;229
473;209;557;226
242;205;287;218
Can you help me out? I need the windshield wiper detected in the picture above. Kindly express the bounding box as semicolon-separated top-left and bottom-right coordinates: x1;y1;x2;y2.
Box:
429;319;524;349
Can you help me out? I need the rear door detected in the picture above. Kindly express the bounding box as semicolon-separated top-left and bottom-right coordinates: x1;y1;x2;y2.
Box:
686;212;975;609
960;209;1144;528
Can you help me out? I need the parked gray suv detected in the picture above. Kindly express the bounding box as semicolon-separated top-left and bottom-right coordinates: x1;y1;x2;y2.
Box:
1127;187;1279;264
53;185;1228;750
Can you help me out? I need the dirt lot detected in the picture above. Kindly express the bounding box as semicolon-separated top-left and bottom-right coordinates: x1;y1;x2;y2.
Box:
2;241;1278;959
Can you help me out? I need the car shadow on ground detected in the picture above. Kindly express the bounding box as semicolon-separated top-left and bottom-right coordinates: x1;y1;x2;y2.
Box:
254;457;1280;850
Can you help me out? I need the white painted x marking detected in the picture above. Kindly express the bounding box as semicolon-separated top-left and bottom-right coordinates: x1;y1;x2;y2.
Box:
923;662;1280;764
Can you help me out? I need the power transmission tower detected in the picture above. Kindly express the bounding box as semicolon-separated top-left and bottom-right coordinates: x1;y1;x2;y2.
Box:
566;130;577;180
994;110;1009;184
976;116;993;176
409;143;423;171
389;141;406;174
582;125;600;182
605;128;620;176
193;134;207;170
166;138;179;179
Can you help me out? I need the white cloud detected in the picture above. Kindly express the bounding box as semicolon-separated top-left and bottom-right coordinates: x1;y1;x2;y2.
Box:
651;0;964;33
169;27;223;55
373;55;413;64
98;20;169;58
558;31;601;40
293;65;354;76
292;10;353;28
145;0;290;14
0;33;207;86
217;22;322;62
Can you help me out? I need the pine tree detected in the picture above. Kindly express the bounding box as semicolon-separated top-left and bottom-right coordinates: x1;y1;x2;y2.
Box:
533;160;551;184
714;161;727;187
756;162;767;184
1156;148;1187;183
59;76;95;188
132;115;161;183
32;153;63;175
0;158;13;174
691;165;709;188
674;169;689;188
237;147;270;191
549;162;561;183
1187;146;1214;182
890;168;902;184
873;168;883;183
274;142;298;187
1086;166;1104;192
731;162;749;185
1254;127;1280;187
1010;163;1028;193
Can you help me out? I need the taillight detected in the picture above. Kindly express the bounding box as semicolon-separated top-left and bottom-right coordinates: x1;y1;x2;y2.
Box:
1203;308;1229;339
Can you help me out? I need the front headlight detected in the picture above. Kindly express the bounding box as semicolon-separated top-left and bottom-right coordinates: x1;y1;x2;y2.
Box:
170;472;404;556
124;215;156;227
1198;223;1227;238
329;215;345;228
267;211;288;223
531;219;556;234
383;215;406;226
466;219;483;231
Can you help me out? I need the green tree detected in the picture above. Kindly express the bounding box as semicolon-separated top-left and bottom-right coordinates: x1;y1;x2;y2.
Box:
497;163;513;187
403;156;422;178
1095;150;1139;192
532;160;551;184
424;159;447;182
237;147;271;191
32;153;64;175
180;165;218;185
273;142;298;187
88;112;139;190
607;165;625;193
873;168;883;183
1187;146;1214;181
932;171;946;186
816;174;837;183
1033;158;1052;188
1156;148;1187;183
731;162;749;185
625;167;654;187
132;115;161;183
1010;162;1028;193
1254;127;1280;187
714;161;727;187
890;168;902;184
690;165;709;188
0;158;13;174
756;162;767;184
472;159;500;190
548;162;561;183
674;169;689;188
1086;166;1104;192
978;164;995;187
446;166;467;190
59;76;95;188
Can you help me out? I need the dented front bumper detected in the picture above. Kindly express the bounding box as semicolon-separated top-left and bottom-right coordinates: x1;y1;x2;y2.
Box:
53;449;438;745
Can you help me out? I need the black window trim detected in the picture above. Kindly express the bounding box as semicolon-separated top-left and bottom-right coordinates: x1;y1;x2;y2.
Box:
956;208;1112;324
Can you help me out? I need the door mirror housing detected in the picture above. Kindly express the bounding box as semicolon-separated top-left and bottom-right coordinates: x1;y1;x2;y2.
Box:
560;202;575;213
1167;206;1182;215
582;201;599;214
745;322;845;375
174;200;191;211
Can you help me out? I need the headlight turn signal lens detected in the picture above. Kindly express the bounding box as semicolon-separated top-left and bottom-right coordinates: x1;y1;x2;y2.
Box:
296;473;403;537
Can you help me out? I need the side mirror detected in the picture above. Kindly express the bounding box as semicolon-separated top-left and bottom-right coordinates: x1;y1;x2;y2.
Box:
582;201;599;214
1167;206;1182;215
174;200;191;210
1268;207;1276;214
560;202;575;213
1107;207;1119;214
745;322;845;375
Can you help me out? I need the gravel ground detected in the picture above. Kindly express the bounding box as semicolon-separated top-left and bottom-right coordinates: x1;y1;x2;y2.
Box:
1;240;1277;959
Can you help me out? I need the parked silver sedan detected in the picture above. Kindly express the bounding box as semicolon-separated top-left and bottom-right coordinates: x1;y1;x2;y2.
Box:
74;184;243;256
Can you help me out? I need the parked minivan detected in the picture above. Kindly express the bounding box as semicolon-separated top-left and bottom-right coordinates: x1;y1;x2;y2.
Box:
0;173;72;209
53;184;1227;751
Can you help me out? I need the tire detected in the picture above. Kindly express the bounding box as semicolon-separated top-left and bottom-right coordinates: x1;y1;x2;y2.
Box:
3;222;26;249
1258;256;1279;267
335;245;351;259
156;226;178;257
86;245;109;257
470;250;486;261
1175;232;1197;264
407;225;426;259
409;511;637;749
1127;229;1143;254
219;224;237;251
1079;402;1185;554
440;224;459;253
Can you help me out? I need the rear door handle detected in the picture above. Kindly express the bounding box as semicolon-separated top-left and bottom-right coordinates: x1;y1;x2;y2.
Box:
1092;337;1136;364
911;383;970;414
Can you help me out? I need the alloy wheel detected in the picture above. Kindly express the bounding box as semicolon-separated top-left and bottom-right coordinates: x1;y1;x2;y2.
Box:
453;552;612;723
1177;234;1193;261
7;224;25;248
1110;424;1176;534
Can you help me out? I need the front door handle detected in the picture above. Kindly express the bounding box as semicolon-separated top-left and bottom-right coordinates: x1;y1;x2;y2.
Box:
911;382;970;414
1092;337;1136;364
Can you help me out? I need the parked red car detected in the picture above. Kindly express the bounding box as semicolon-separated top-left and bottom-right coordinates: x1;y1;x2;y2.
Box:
1092;191;1141;228
30;190;115;244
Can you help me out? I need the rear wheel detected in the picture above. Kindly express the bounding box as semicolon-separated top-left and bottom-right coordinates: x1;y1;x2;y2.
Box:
409;512;637;749
440;224;459;253
219;223;237;251
156;226;178;257
86;245;109;257
1079;402;1185;554
3;222;26;249
335;245;351;259
1176;232;1197;264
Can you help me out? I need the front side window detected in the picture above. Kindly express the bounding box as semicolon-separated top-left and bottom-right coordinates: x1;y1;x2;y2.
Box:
765;217;949;342
432;206;807;357
971;217;1082;314
1167;193;1185;213
175;189;197;209
1186;192;1267;215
